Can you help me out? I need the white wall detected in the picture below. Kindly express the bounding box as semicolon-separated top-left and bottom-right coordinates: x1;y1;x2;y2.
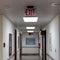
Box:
59;15;60;60
16;28;20;60
43;15;59;60
0;15;3;60
16;28;20;51
39;32;42;58
22;32;39;54
2;16;20;60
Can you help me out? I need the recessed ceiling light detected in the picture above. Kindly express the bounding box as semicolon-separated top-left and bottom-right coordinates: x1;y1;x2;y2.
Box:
26;27;35;29
27;30;34;32
51;3;60;6
23;17;38;22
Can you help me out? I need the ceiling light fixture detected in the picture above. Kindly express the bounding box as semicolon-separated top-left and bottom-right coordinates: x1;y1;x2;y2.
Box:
27;30;34;33
26;27;35;29
23;17;38;22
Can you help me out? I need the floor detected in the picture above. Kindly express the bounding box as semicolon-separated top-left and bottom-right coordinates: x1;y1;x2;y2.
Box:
10;52;41;60
22;56;40;60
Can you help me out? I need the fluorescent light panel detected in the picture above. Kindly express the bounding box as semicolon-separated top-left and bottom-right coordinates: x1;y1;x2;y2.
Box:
26;27;35;29
23;17;38;22
27;31;34;32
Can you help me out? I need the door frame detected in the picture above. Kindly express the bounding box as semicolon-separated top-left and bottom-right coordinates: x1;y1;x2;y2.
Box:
20;33;22;60
14;29;17;60
41;30;46;60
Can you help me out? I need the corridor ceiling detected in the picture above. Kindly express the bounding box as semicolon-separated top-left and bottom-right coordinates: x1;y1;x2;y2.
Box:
0;0;60;32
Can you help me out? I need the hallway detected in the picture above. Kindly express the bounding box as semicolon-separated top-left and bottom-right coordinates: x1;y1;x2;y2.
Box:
10;53;40;60
0;0;60;60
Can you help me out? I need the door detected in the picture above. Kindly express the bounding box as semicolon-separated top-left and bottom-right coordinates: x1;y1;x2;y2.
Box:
14;29;17;60
20;33;22;60
41;30;46;60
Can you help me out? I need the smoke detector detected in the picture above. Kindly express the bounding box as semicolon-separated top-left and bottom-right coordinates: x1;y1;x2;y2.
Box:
51;3;60;6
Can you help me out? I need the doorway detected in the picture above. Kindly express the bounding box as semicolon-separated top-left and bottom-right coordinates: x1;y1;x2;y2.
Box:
41;30;46;60
14;29;17;60
20;32;40;60
20;33;22;60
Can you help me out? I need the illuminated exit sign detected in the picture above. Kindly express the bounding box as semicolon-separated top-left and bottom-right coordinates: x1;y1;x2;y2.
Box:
25;6;35;16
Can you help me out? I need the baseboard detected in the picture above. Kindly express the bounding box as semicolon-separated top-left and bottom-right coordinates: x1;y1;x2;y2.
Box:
7;54;15;60
46;53;55;60
22;53;39;56
7;49;20;60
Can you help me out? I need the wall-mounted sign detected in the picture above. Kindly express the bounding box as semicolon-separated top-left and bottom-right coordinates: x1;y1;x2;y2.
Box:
25;9;34;16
